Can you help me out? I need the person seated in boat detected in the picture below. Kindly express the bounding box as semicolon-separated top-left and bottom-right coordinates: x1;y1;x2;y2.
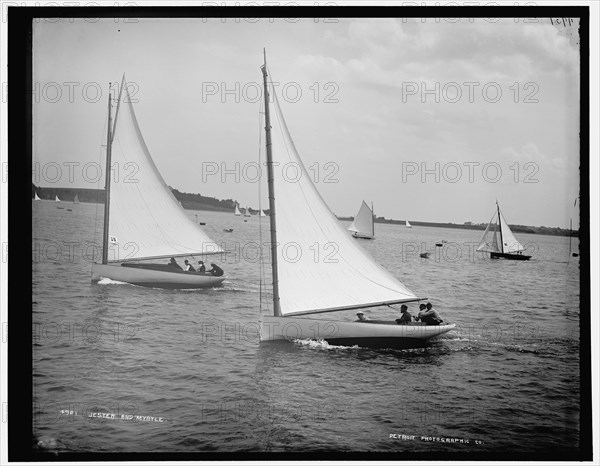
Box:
355;312;368;322
184;260;196;272
168;257;183;270
417;302;443;325
207;263;224;277
395;304;412;325
197;260;206;274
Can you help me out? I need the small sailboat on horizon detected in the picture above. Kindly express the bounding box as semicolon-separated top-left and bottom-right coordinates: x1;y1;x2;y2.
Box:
477;201;531;261
55;195;61;202
244;206;252;217
234;204;242;216
90;76;226;289
73;194;80;204
405;219;412;228
348;201;375;240
34;192;41;201
258;53;454;349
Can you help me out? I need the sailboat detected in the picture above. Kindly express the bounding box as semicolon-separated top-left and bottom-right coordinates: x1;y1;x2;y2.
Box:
73;194;80;204
34;192;41;201
258;53;455;348
405;220;412;228
260;210;267;217
234;204;242;216
90;76;226;289
348;201;375;239
244;206;252;217
477;201;531;261
55;195;61;202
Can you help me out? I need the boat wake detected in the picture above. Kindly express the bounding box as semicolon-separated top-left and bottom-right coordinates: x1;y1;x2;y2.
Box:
293;338;359;351
96;277;130;286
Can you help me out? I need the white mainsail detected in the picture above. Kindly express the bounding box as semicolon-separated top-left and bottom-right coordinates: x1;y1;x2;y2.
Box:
348;201;374;237
234;204;241;216
260;210;267;217
55;195;61;202
73;194;80;204
265;81;418;316
105;78;222;262
244;206;252;217
406;220;412;228
498;211;525;252
34;192;41;201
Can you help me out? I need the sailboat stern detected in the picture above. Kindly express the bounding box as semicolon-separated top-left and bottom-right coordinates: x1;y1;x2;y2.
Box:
259;315;455;349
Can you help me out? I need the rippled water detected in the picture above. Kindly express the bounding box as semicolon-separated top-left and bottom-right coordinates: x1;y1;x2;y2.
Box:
32;200;581;457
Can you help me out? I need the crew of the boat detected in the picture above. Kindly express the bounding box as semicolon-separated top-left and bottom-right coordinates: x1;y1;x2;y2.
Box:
357;302;445;325
167;257;225;276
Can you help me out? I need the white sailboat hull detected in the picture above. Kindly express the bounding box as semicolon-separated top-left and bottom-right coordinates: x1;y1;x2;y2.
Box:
259;315;455;349
91;263;226;289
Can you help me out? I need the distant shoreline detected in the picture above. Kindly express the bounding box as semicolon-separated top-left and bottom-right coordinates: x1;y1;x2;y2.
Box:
31;184;577;237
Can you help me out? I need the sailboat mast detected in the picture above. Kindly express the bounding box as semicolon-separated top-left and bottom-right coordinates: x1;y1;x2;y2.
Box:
261;50;282;317
102;87;113;265
371;201;375;237
496;200;504;254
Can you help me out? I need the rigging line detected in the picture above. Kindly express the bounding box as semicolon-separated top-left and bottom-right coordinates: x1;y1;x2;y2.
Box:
269;79;415;298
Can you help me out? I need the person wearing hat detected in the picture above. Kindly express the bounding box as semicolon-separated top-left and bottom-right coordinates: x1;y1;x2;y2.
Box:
417;302;443;325
197;260;206;274
207;263;224;277
167;257;183;270
414;304;427;322
184;259;196;272
395;304;413;325
355;312;368;322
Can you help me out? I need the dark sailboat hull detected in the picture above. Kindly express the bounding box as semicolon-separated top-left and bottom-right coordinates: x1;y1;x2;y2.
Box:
490;252;531;261
351;231;374;240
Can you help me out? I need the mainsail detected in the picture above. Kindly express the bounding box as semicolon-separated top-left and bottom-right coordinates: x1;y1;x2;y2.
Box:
406;220;412;228
55;195;61;202
498;211;525;252
105;78;222;262
73;194;80;204
234;204;241;216
34;192;41;201
348;201;374;237
264;76;419;316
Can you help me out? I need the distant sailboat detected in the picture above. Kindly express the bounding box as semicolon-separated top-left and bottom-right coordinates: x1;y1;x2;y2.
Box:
348;201;375;239
73;194;80;204
477;201;531;261
258;53;454;348
234;204;242;216
244;206;252;217
91;76;225;288
55;195;61;202
34;192;41;201
405;220;412;228
260;210;267;217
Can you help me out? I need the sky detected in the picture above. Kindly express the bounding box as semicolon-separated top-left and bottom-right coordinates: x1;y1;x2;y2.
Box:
31;16;582;229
